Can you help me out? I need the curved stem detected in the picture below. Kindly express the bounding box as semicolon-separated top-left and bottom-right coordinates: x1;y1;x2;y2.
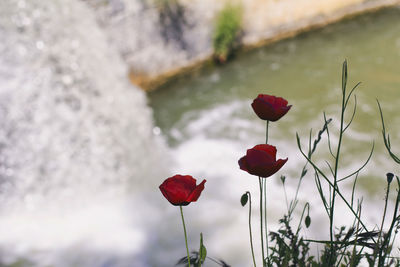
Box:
180;206;191;267
264;180;270;262
376;182;391;265
247;192;257;267
259;177;266;266
379;179;400;266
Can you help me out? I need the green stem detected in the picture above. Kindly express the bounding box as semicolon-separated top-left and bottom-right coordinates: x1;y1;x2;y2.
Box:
377;181;393;266
378;183;390;241
264;120;270;265
329;62;347;265
259;177;266;266
350;209;361;267
180;206;191;267
247;192;257;267
263;179;269;263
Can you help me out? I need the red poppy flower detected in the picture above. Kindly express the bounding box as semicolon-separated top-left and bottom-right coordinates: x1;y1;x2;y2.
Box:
251;94;291;121
159;175;206;206
238;144;287;178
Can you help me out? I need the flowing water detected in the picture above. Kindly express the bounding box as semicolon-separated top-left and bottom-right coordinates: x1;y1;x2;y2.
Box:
1;0;400;266
0;0;170;266
149;7;400;266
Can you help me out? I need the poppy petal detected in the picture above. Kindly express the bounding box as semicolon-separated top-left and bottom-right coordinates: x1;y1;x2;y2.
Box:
187;180;206;202
253;144;277;159
238;155;250;172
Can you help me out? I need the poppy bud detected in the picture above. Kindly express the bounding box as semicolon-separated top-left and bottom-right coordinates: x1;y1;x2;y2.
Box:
386;172;394;184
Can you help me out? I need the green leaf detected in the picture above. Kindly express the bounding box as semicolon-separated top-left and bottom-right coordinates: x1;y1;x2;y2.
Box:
240;193;248;207
305;216;311;228
280;175;286;184
199;233;207;264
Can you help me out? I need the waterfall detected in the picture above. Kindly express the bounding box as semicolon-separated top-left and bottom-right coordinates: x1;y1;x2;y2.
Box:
0;0;168;266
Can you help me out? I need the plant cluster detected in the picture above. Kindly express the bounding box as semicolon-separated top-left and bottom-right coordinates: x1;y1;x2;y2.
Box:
152;0;243;64
158;61;400;266
212;4;242;64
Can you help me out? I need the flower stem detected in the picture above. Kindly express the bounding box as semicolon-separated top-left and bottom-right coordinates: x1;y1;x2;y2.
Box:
264;120;270;264
246;192;257;267
263;180;269;263
259;177;266;266
180;206;191;267
376;182;391;264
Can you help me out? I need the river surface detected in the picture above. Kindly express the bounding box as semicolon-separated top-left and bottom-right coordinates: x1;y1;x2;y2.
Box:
149;7;400;265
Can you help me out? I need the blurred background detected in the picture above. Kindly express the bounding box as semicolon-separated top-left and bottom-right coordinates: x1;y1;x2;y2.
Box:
1;0;400;266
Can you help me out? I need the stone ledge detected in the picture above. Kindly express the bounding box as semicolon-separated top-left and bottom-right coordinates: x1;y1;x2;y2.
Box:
128;0;400;91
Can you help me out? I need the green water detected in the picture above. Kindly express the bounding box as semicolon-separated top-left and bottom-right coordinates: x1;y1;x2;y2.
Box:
148;8;400;194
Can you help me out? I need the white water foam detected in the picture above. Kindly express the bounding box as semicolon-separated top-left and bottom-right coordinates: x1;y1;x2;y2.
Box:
0;0;169;266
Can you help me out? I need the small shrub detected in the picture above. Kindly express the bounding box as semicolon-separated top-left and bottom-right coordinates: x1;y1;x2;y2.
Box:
212;4;242;63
